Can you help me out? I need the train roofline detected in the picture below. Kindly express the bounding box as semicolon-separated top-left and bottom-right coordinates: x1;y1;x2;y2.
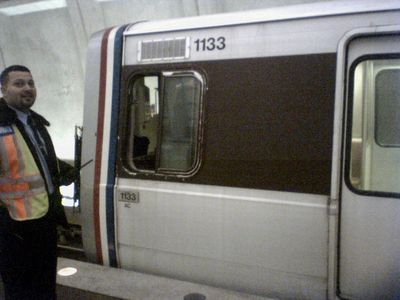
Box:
123;0;400;36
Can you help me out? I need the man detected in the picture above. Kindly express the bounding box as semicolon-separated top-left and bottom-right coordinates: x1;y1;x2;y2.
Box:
0;65;75;299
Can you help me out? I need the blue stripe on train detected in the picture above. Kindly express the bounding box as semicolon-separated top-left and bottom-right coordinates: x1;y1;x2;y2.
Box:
106;25;128;267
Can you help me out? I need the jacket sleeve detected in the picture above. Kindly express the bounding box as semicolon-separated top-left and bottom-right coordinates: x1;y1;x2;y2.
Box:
58;159;79;186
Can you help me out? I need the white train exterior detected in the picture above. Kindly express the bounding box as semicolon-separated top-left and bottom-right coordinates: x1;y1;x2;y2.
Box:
80;1;400;299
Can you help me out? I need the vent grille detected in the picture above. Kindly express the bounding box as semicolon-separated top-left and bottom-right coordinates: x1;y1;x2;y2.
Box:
138;37;189;62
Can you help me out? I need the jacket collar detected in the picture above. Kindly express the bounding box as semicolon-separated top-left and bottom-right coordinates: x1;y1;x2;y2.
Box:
0;98;50;127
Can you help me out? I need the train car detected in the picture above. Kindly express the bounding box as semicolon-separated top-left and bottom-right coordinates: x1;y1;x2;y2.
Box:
79;1;400;299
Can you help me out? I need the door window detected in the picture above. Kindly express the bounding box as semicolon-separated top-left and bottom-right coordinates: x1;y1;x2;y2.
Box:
126;71;203;176
348;58;400;194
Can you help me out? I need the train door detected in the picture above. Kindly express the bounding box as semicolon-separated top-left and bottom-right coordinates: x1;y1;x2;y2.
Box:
338;29;400;299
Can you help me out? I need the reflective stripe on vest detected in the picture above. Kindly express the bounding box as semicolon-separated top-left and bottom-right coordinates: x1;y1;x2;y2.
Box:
0;125;49;220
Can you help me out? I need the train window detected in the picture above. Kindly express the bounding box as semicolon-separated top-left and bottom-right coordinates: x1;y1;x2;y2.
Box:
127;71;203;175
375;69;400;147
348;58;400;194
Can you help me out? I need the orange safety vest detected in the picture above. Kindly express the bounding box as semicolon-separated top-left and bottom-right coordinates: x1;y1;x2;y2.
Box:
0;124;49;220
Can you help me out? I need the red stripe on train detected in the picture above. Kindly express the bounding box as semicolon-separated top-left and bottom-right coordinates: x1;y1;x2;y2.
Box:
93;28;113;265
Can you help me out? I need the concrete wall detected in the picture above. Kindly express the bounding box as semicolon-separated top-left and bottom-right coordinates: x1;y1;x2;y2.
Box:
0;0;335;159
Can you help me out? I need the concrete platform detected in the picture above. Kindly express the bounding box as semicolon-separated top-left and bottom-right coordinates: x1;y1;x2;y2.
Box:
56;258;276;300
57;285;122;300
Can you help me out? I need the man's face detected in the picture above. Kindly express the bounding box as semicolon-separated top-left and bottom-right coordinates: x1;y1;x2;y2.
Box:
1;71;37;112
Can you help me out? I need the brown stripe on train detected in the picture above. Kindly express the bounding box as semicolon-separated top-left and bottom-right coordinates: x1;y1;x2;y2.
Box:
118;53;336;195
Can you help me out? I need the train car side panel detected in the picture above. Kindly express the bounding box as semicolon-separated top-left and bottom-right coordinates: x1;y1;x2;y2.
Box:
115;180;328;299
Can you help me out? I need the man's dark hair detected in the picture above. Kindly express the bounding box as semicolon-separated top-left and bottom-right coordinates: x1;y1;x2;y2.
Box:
0;65;31;86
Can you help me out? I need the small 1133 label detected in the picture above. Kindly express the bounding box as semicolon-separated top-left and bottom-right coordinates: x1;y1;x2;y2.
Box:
118;191;139;203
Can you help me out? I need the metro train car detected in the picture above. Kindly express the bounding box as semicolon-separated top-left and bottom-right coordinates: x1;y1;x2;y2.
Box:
79;1;400;299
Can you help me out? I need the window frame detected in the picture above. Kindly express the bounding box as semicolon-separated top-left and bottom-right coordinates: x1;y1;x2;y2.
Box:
124;69;205;178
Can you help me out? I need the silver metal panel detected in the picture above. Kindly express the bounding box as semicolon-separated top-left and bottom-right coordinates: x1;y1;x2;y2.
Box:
123;0;400;36
115;179;328;299
80;30;104;262
338;29;400;300
124;11;400;64
340;189;400;299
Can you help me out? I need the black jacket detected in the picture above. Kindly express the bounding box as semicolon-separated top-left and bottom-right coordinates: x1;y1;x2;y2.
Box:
0;98;74;226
